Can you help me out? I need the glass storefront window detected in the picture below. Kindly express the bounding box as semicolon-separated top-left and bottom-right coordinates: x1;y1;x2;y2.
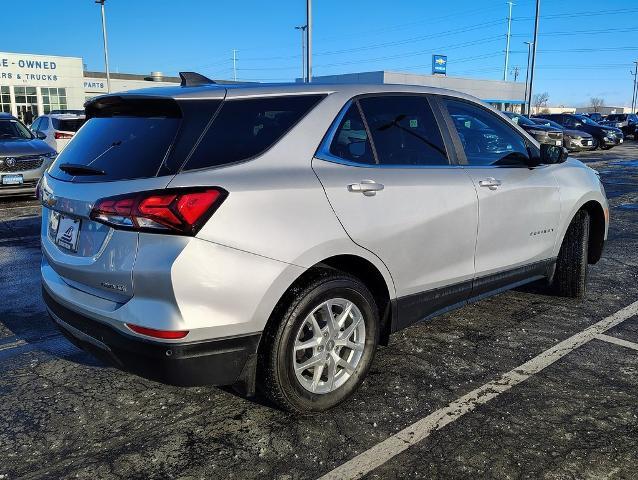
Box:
0;86;10;113
41;87;67;114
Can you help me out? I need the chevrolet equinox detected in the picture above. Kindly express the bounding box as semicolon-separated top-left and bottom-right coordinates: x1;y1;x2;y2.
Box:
41;74;609;412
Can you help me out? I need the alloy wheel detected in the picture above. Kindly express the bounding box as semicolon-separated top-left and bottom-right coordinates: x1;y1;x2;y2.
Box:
292;298;366;394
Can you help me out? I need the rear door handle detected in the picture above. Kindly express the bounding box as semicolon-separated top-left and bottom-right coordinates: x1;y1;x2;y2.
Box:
347;180;385;196
478;177;502;190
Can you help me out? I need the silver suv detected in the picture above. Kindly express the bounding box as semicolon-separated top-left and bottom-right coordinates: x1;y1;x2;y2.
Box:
40;77;609;412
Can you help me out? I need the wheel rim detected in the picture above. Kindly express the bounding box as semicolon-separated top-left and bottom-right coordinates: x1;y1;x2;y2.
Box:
292;298;366;394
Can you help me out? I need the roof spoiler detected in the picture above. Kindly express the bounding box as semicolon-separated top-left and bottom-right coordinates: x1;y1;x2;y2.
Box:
179;71;216;87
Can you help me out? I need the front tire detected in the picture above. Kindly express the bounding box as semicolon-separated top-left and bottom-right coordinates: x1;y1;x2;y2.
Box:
258;272;379;413
551;210;590;298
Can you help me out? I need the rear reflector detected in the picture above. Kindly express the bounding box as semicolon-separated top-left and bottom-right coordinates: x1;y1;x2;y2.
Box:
90;187;228;235
55;132;74;139
126;323;189;339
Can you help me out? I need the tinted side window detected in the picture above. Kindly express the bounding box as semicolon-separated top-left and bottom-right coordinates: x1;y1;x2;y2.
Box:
358;95;448;166
31;118;41;130
183;95;324;171
329;103;375;165
40;117;50;129
444;99;528;166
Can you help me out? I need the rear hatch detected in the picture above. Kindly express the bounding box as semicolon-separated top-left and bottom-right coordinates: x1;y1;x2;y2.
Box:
52;116;86;142
41;91;226;302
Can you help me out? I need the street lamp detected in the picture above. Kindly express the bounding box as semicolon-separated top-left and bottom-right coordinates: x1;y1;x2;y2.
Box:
95;0;111;93
526;0;540;115
295;25;307;83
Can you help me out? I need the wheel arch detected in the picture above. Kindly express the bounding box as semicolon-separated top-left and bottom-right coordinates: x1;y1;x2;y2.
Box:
580;200;606;264
259;253;396;356
556;199;607;265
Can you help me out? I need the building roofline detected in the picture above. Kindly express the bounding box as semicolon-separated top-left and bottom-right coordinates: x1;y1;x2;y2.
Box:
83;71;181;82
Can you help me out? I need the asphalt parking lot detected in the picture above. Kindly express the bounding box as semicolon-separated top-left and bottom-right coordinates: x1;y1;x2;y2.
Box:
1;142;638;480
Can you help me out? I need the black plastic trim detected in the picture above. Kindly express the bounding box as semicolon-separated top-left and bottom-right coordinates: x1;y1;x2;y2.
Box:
394;258;555;332
43;287;260;387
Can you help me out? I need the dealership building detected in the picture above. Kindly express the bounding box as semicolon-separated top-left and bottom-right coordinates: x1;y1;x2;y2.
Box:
0;51;181;123
305;70;527;110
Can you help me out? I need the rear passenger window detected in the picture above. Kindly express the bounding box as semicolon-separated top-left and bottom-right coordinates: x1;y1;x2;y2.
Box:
183;95;325;171
329;103;375;165
444;99;528;166
358;95;448;166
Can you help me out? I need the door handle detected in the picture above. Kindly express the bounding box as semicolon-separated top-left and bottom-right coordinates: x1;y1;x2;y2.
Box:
347;180;385;196
478;177;502;190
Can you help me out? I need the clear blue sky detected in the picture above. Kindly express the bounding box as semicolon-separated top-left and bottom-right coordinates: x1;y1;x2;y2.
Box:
2;0;637;106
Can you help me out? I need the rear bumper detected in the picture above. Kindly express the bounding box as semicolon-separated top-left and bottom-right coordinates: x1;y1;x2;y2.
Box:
43;287;261;387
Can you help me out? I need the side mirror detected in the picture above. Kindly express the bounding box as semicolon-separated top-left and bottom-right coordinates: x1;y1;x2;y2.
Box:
35;131;46;140
540;144;568;164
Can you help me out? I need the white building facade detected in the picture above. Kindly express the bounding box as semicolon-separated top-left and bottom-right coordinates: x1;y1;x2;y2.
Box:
0;51;179;123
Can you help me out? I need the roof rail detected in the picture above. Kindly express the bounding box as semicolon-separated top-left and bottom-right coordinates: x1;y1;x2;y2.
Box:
179;71;216;87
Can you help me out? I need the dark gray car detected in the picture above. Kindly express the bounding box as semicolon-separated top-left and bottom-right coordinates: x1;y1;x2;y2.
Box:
0;112;57;196
530;117;594;152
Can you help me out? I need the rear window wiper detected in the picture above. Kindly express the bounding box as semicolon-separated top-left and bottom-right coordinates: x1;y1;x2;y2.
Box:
58;163;106;176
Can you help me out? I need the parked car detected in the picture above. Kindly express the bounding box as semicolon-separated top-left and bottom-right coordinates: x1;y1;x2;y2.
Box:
604;113;638;139
0;113;57;196
534;113;622;150
502;112;563;146
530;117;594;152
584;112;604;123
48;109;85;115
40;79;609;412
31;113;87;153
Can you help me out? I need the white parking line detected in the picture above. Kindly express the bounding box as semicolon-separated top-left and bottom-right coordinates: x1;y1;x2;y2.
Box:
318;300;638;480
595;333;638;352
0;339;27;352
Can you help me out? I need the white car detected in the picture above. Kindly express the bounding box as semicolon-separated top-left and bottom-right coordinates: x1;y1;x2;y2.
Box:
40;77;609;412
31;113;86;153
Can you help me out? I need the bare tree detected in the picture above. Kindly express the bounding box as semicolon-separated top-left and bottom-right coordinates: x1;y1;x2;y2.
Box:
532;92;550;114
590;97;605;113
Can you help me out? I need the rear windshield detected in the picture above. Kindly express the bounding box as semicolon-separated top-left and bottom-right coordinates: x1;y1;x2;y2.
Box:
182;94;325;171
52;118;86;132
49;116;180;182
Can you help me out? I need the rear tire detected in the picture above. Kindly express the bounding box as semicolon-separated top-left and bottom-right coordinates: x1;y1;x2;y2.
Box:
551;210;590;298
257;271;379;413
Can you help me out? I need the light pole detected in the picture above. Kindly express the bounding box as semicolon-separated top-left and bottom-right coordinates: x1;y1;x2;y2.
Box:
631;61;638;113
232;49;238;82
503;1;515;82
523;41;533;114
306;0;312;82
295;25;307;82
526;0;540;115
95;0;111;93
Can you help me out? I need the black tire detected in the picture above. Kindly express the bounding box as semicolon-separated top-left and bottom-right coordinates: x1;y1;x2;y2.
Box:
257;271;379;413
551;210;590;298
590;138;600;150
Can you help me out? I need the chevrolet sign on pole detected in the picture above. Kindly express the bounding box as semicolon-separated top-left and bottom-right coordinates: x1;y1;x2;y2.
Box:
432;54;447;75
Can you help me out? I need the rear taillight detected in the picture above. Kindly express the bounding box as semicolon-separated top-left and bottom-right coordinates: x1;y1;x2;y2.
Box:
90;187;227;235
54;132;74;139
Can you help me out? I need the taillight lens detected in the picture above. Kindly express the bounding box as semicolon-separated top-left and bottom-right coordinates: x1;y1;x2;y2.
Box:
90;187;227;235
126;323;189;339
54;132;74;139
